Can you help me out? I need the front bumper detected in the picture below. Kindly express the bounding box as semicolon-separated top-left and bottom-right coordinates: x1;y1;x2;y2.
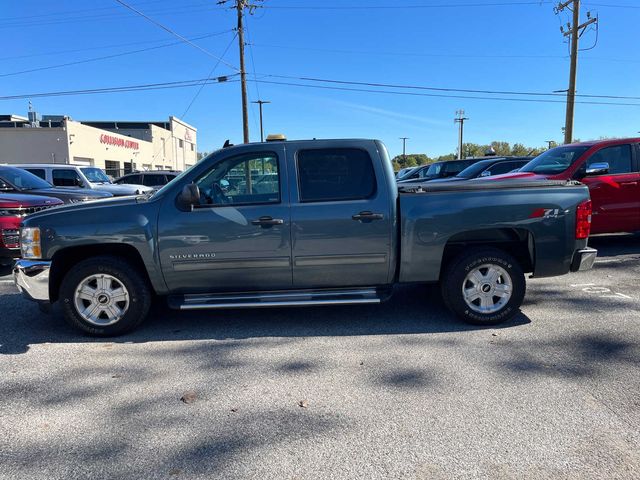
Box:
13;259;51;302
570;247;598;272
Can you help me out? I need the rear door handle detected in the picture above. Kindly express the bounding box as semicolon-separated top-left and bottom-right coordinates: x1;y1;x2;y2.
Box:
620;181;638;187
352;211;384;222
251;216;284;227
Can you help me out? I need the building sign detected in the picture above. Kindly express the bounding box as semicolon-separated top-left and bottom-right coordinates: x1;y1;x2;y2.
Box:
100;134;139;150
185;130;193;142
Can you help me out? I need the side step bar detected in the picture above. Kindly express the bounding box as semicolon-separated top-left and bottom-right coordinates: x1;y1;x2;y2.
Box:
168;287;387;311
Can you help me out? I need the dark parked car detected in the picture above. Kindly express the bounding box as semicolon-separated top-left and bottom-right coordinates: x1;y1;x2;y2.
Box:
428;157;533;183
395;166;419;180
115;171;180;190
0;166;113;204
397;158;487;183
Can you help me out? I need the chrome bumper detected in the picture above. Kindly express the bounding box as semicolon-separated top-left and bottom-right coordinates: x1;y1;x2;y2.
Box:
13;259;51;302
570;247;598;272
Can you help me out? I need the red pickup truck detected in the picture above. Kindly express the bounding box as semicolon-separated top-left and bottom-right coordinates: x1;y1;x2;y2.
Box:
0;193;63;265
491;138;640;235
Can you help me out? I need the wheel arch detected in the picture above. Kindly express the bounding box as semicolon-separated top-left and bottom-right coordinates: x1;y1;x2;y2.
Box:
50;244;157;302
440;228;534;280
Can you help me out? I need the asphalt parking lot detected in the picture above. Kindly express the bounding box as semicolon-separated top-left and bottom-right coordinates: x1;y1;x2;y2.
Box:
1;235;639;480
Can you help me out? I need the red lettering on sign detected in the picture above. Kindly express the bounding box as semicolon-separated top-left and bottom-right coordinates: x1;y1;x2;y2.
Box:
99;134;139;150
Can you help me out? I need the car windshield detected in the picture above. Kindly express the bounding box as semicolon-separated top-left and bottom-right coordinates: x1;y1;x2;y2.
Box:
424;162;443;176
81;167;111;183
0;167;52;190
520;146;590;175
455;161;495;179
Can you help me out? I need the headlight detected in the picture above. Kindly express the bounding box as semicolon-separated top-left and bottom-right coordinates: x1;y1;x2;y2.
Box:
21;227;42;259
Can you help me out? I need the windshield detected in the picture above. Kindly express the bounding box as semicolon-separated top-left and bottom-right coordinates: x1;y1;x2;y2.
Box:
455;161;495;179
424;162;443;176
0;167;52;190
81;167;111;183
520;146;590;175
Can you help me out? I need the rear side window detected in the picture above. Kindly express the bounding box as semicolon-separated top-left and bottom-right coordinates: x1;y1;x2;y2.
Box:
297;148;376;202
119;174;142;184
142;174;166;186
25;168;46;180
52;169;82;187
586;145;633;175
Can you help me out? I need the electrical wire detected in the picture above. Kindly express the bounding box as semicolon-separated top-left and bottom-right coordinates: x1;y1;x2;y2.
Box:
264;1;554;9
182;33;238;118
113;0;240;72
0;30;234;78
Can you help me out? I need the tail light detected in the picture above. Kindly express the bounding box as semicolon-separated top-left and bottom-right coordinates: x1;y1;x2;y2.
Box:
576;200;592;239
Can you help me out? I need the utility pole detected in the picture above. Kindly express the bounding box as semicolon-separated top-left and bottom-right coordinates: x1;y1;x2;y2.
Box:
454;110;468;160
252;100;270;142
399;137;409;164
555;0;597;144
236;0;250;144
546;140;555;150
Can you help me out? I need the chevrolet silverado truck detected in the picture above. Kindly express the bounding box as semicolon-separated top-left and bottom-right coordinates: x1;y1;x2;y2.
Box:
14;138;597;336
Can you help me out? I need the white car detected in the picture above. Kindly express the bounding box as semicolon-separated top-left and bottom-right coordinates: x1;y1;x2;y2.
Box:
14;164;154;197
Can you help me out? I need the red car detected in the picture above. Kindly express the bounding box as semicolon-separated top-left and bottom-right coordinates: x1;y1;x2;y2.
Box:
0;193;63;265
489;138;640;235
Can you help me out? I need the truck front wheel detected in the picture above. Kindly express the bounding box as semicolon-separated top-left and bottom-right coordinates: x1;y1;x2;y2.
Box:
60;256;151;336
441;247;526;326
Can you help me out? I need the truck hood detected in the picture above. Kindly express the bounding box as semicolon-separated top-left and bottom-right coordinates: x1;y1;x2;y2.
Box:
21;195;143;223
0;193;64;208
24;187;112;202
89;182;153;196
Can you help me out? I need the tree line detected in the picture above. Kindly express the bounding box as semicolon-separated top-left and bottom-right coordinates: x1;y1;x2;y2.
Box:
392;141;556;170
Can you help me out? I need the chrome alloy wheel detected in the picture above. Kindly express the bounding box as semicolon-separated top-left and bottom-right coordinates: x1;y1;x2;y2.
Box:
73;274;130;326
462;263;513;314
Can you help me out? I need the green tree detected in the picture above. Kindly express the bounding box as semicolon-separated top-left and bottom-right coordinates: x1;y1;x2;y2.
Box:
392;153;433;171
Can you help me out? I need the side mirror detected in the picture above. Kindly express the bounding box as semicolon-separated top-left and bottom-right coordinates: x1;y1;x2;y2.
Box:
480;170;492;177
585;162;609;176
178;183;200;209
74;178;85;187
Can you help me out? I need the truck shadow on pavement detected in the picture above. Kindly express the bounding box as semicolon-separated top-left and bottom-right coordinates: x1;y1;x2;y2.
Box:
0;284;532;355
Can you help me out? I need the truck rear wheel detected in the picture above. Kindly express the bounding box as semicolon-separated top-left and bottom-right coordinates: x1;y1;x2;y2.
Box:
60;256;151;336
441;247;525;326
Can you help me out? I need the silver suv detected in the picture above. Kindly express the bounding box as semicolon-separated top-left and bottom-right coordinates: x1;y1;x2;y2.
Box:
15;164;154;196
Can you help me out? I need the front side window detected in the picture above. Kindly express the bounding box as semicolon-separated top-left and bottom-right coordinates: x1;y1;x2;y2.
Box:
52;169;83;187
483;161;524;177
297;148;376;202
195;152;280;206
117;174;141;185
585;145;632;175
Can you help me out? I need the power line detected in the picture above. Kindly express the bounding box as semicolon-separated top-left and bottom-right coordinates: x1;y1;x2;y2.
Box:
261;74;640;101
250;78;640;107
114;0;239;72
182;33;238;118
265;1;554;9
0;30;234;78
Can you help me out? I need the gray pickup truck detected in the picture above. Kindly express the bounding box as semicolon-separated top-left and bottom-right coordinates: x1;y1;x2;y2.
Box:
14;139;597;336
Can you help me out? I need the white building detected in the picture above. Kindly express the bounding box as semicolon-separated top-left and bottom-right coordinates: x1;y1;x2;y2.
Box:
0;112;197;177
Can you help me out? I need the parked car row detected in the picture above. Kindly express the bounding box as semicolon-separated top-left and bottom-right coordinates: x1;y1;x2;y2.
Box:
396;138;640;235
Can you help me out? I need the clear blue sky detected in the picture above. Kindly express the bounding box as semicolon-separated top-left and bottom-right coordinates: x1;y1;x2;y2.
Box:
1;0;639;158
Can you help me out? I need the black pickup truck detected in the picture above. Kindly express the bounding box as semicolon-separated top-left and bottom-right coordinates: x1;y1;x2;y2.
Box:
14;138;596;336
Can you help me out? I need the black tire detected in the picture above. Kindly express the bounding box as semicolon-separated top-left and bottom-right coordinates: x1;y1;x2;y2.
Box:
441;247;525;326
59;255;151;336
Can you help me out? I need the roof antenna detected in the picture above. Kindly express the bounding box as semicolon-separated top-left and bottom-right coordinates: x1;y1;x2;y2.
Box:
223;139;234;148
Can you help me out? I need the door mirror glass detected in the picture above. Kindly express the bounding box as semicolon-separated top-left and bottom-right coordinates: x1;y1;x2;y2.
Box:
585;162;610;176
480;170;492;177
177;183;200;209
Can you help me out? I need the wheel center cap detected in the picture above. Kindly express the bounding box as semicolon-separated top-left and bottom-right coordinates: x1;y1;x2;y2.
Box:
98;294;110;304
481;284;492;293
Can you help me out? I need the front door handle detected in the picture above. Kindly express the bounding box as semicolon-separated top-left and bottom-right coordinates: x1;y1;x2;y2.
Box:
251;216;284;227
352;211;384;222
621;181;638;187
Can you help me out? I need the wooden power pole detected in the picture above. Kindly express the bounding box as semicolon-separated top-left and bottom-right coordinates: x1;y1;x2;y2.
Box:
236;0;250;144
454;110;468;160
555;1;597;144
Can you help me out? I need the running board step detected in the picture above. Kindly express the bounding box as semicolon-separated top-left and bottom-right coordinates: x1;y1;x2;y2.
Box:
168;288;387;311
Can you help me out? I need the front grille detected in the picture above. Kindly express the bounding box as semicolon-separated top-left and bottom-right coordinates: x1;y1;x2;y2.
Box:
0;204;58;217
1;229;20;248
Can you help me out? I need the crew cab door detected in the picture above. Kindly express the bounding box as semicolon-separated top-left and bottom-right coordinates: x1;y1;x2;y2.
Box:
578;143;640;234
157;145;292;293
288;143;393;288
